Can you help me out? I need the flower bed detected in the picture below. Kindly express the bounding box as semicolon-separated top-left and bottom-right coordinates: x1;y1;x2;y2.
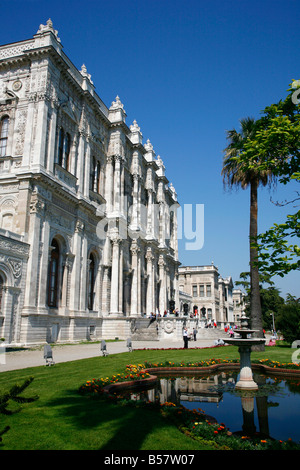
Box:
79;359;300;450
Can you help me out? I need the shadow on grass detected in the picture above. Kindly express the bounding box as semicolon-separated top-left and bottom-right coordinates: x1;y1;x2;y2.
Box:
44;389;167;450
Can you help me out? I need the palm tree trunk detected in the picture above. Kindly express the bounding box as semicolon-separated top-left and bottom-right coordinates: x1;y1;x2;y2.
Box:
249;180;265;351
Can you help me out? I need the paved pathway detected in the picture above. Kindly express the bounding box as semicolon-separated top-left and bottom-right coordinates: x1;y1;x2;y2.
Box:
0;338;219;372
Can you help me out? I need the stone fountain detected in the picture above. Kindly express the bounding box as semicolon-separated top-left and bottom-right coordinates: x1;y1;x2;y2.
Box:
223;314;265;390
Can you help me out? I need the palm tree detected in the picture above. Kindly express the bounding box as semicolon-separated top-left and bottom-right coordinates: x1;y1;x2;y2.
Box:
222;117;274;349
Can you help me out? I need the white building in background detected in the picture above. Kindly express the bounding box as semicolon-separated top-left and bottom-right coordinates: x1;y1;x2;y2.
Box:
0;20;180;345
178;264;234;326
232;288;246;324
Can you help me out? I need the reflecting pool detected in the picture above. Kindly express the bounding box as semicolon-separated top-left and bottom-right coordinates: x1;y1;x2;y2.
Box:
119;372;300;443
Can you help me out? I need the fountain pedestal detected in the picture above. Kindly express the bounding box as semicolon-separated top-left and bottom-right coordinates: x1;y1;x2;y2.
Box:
222;316;265;390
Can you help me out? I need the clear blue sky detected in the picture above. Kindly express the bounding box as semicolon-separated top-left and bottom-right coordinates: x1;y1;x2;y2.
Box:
1;0;299;298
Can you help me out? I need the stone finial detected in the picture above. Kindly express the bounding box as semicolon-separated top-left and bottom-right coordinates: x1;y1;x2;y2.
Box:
156;155;166;178
108;96;127;123
80;64;93;84
109;95;125;111
156;155;164;167
130;120;141;133
36;18;61;42
144;139;153;152
129;120;143;145
144;138;156;163
169;182;178;201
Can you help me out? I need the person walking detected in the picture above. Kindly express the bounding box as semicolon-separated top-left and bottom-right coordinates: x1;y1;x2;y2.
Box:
193;327;197;341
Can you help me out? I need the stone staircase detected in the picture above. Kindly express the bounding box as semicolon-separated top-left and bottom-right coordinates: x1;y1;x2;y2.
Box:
130;317;224;342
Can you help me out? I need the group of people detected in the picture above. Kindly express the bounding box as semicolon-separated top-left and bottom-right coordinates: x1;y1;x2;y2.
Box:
183;327;197;348
224;324;237;338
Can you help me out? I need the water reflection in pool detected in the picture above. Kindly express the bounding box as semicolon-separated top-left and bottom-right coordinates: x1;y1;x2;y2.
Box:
121;372;300;443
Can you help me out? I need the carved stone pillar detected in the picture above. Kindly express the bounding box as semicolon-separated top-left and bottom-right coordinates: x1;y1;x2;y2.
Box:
69;220;84;312
110;235;122;315
130;174;140;231
79;236;88;312
83;136;91;198
77;130;87;195
22;94;37;168
113;155;121;214
158;254;167;314
101;265;111;316
24;196;45;308
33;96;50;167
130;239;140;317
47;100;58;172
61;252;75;309
105;155;114;213
145;247;155;316
37;216;51;308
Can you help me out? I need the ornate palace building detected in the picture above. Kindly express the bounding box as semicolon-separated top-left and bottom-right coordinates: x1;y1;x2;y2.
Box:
178;264;234;326
0;20;180;345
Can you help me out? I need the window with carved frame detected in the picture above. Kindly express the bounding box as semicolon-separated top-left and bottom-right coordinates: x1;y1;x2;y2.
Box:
47;239;60;307
0;274;3;311
90;157;101;193
0;116;9;157
57;127;71;171
87;253;96;310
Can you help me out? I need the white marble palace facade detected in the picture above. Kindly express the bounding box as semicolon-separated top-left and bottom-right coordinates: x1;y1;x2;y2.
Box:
0;20;180;345
178;265;234;326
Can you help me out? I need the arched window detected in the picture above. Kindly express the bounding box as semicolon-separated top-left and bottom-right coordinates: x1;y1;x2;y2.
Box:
88;253;96;310
0;116;9;157
0;274;3;311
47;239;60;307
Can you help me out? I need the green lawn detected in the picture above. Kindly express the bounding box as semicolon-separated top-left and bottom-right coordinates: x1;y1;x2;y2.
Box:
0;344;297;450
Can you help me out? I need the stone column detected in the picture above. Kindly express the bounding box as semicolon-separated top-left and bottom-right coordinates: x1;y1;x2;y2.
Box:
83;137;91;198
79;236;88;312
146;189;155;239
61;252;74;309
130;239;140;317
46;100;58;172
101;265;111;316
146;247;154;315
113;155;121;214
33;96;49;167
22;94;36;168
158;254;167;315
69;220;84;312
131;174;140;231
105;156;114;213
23;196;45;308
110;235;122;315
37;216;51;308
120;162;125;216
77;131;86;195
118;245;124;314
159;202;166;247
